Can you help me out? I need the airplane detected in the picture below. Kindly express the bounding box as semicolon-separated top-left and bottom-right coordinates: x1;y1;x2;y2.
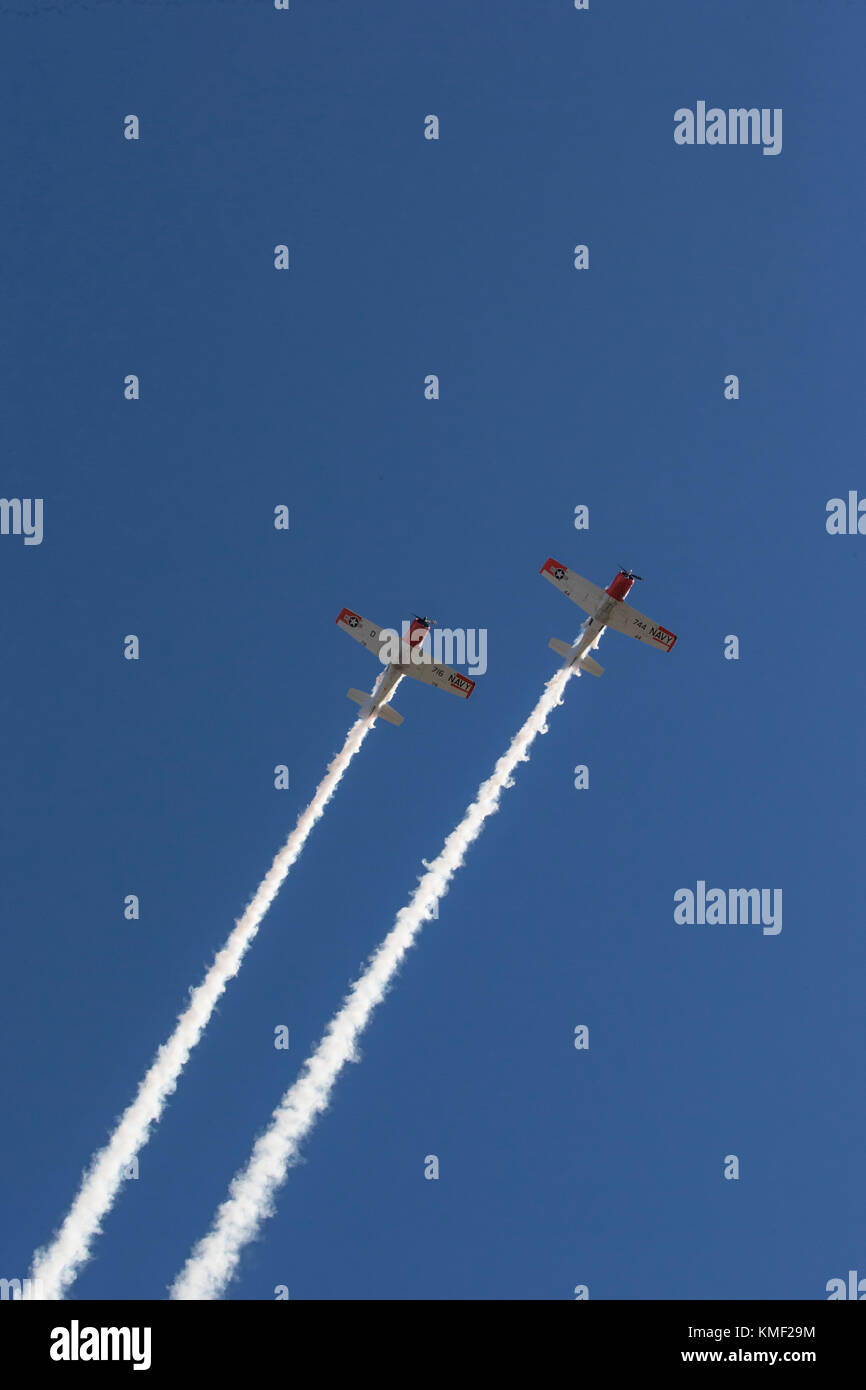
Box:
335;608;475;726
540;559;677;676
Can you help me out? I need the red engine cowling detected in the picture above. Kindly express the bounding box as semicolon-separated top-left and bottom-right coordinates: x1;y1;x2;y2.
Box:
406;618;430;648
605;571;635;601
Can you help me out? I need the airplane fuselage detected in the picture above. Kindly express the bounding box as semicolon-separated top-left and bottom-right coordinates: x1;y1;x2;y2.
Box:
364;616;430;717
565;572;635;669
367;662;404;715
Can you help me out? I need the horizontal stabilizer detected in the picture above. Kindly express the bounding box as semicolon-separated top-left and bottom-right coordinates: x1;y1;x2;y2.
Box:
347;689;403;726
579;655;604;677
373;705;404;726
548;639;604;676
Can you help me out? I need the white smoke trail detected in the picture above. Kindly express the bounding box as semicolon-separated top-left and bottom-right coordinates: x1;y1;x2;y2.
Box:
171;660;581;1300
30;716;373;1300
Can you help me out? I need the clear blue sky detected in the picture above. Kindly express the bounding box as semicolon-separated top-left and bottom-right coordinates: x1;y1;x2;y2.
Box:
1;0;863;1300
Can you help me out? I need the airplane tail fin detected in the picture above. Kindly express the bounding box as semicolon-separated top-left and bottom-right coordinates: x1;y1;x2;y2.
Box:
347;689;404;726
548;639;604;677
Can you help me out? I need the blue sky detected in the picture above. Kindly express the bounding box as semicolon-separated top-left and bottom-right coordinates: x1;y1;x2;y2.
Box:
1;0;863;1300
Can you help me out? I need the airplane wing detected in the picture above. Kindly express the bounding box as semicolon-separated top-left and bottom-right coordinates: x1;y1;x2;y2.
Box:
335;607;388;658
605;599;677;652
539;558;608;614
398;645;475;699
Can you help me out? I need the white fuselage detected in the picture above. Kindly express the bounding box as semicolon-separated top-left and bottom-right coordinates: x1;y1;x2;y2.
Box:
370;662;404;713
567;595;616;666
